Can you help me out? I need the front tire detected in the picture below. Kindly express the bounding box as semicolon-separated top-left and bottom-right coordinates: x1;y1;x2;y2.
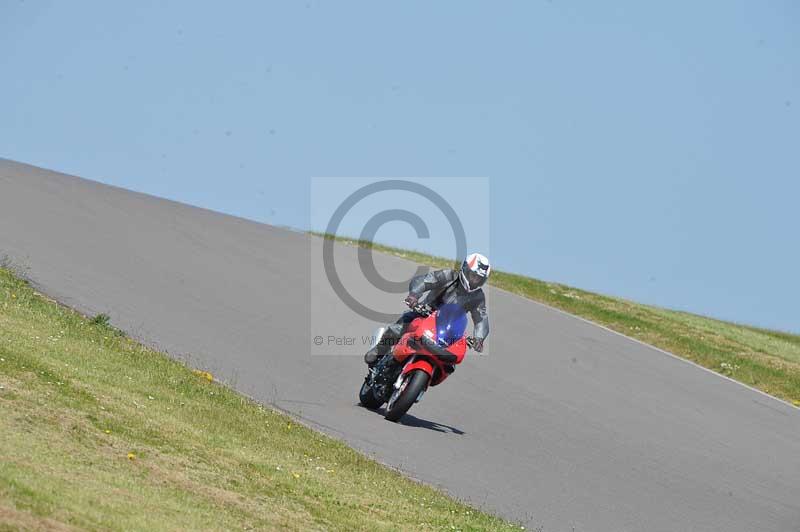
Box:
384;370;429;422
359;379;383;409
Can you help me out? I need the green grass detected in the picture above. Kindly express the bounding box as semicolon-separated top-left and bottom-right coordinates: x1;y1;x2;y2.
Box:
313;232;800;406
0;268;516;531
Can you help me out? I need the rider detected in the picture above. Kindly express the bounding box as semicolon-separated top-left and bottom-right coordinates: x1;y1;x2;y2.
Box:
364;252;491;366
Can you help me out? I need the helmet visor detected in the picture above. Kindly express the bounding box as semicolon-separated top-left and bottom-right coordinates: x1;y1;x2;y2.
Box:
463;268;487;290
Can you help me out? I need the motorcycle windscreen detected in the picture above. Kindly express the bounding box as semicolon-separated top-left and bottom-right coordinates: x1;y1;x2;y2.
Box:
435;303;468;346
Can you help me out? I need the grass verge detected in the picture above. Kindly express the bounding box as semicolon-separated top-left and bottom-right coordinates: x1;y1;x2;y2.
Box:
0;268;515;531
314;232;800;406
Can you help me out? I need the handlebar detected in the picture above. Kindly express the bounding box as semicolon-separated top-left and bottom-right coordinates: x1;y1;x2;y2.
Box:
409;303;434;316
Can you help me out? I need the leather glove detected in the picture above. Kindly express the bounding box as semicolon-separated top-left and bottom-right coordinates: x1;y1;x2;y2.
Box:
473;338;484;353
404;293;419;308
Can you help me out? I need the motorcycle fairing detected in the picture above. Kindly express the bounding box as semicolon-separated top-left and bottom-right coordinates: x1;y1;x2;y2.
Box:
393;309;468;386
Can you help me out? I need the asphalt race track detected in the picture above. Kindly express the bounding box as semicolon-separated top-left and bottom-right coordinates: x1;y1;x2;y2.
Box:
2;159;799;532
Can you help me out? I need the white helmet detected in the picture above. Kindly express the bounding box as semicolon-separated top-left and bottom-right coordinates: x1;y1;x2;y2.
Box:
459;253;491;292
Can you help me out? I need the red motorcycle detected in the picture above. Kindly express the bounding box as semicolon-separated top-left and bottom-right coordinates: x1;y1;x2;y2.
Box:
359;303;477;421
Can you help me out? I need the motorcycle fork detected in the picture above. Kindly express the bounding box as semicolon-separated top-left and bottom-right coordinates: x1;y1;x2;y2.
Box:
393;358;428;404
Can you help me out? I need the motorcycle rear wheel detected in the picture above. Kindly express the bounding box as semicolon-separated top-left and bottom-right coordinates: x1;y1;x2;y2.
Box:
359;379;384;409
384;370;429;422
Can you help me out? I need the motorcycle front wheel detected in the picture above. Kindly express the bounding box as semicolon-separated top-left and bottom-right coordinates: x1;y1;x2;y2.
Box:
384;370;430;422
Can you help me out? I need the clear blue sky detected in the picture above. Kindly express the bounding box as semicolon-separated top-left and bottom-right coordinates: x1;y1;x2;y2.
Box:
2;2;798;331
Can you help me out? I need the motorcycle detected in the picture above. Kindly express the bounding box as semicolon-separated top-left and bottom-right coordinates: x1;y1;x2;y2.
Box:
358;303;477;422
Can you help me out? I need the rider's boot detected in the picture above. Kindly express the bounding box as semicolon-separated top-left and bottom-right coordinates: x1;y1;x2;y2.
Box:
364;311;419;367
364;325;401;366
364;344;385;366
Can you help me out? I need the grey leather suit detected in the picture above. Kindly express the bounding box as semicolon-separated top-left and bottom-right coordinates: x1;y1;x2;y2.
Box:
407;268;489;341
365;268;490;363
382;268;490;344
